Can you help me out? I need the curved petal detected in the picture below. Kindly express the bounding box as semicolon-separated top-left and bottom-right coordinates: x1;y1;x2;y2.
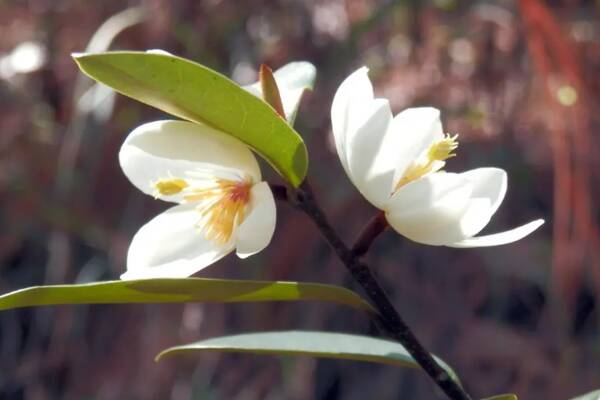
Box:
385;173;474;245
448;219;545;248
235;181;277;258
385;172;472;216
331;67;404;208
330;67;373;177
461;168;507;215
119;120;261;201
121;203;235;280
345;99;396;208
390;107;444;185
455;168;508;237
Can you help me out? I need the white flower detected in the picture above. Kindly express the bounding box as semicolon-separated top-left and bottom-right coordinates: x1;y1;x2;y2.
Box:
118;60;315;280
331;67;544;247
119;120;276;279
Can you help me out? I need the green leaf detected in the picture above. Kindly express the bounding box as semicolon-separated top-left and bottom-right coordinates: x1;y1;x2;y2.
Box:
571;389;600;400
155;330;457;379
482;395;518;400
72;51;308;187
0;278;375;313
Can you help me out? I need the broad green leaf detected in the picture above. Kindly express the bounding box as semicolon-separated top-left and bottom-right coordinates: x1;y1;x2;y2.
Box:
572;390;600;400
482;395;518;400
0;278;375;313
72;51;308;187
156;330;457;380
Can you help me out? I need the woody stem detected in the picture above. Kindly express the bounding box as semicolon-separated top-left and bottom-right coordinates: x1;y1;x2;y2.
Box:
271;181;471;400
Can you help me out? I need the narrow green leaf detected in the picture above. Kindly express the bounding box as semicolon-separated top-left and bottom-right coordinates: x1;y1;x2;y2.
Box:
482;395;518;400
156;330;457;380
0;278;375;313
72;51;308;187
571;390;600;400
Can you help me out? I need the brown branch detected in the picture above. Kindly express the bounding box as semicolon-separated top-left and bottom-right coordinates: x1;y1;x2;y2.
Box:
280;180;471;400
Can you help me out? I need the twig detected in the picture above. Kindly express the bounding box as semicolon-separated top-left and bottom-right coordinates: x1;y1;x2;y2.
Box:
351;211;389;258
276;180;471;400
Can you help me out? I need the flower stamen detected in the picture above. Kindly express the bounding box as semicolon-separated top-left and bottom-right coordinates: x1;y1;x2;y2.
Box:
153;178;189;197
394;134;459;191
428;134;458;161
186;179;252;244
153;173;252;244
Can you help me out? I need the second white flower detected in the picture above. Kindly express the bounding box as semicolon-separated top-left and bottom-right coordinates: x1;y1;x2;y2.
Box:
331;67;543;248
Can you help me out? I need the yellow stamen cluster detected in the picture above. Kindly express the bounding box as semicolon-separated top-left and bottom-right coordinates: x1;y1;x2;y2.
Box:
152;176;252;244
153;178;189;196
428;134;458;161
394;134;459;191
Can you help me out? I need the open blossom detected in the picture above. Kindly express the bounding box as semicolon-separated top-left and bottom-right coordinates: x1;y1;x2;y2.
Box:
118;60;314;280
119;120;276;280
331;67;544;247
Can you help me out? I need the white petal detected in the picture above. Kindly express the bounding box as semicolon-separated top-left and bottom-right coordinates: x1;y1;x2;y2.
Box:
146;49;172;56
243;84;261;98
330;67;407;208
456;198;493;236
448;219;545;248
235;181;276;258
344;99;397;208
455;168;508;237
390;107;444;184
121;203;234;280
119;120;261;202
461;168;507;215
386;172;472;215
330;67;373;177
243;61;316;124
385;173;474;245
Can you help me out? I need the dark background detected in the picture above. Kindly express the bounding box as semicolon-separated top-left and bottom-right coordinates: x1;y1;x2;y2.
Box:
1;0;599;399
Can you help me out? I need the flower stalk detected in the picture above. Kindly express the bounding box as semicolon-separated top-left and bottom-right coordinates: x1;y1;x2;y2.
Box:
351;210;389;258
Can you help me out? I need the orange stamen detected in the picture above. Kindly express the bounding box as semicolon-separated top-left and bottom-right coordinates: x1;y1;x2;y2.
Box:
185;179;252;244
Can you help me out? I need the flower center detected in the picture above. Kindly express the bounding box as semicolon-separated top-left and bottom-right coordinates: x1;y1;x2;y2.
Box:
394;134;459;191
153;176;252;244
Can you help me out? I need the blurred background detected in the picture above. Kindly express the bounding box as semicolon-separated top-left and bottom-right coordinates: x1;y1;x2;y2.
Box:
0;0;599;399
